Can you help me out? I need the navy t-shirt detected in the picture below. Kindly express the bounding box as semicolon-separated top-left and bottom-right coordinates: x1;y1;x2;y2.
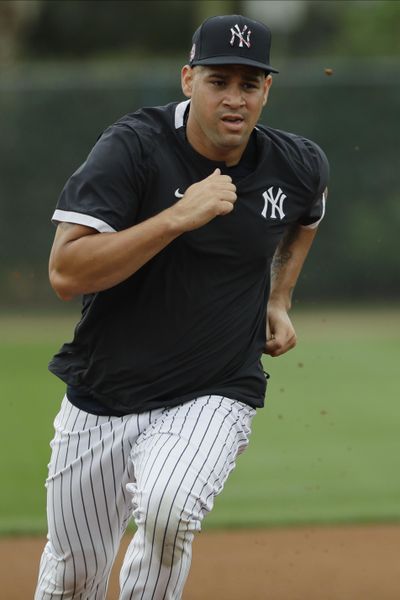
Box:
49;100;329;415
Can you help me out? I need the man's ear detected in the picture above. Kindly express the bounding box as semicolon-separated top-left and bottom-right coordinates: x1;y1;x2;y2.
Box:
263;74;273;107
181;65;194;98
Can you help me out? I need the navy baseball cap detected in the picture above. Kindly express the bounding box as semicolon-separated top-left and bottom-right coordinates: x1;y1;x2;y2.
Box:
189;14;279;74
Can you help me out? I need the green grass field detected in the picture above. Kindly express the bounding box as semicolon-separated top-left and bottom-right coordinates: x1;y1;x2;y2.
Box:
0;307;399;535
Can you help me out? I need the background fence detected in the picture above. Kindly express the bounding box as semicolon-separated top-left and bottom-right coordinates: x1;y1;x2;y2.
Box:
1;57;399;308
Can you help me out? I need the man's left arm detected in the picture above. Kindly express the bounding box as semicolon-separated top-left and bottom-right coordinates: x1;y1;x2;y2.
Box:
264;223;318;357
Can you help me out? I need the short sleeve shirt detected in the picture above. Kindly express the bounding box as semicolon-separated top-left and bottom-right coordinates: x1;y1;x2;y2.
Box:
49;100;329;415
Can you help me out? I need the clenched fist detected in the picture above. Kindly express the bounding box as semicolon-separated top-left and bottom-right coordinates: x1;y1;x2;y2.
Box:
170;169;237;232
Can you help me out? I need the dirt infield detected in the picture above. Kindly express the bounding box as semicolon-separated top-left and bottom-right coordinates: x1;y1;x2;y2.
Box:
2;524;399;600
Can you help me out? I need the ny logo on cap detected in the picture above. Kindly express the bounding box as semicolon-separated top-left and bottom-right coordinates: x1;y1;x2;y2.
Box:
230;24;251;48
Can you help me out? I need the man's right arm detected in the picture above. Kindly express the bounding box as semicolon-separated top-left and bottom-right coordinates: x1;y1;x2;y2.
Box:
49;169;236;300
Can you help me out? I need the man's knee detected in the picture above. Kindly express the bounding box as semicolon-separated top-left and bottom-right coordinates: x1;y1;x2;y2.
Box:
133;483;201;563
35;541;113;598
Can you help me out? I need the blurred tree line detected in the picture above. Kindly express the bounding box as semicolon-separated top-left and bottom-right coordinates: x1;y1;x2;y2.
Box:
1;1;399;308
1;0;399;64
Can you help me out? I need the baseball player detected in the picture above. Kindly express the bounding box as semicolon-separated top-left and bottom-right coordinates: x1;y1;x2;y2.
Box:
35;14;328;600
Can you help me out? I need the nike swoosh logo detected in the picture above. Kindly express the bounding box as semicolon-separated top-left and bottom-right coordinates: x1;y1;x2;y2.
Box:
174;188;185;198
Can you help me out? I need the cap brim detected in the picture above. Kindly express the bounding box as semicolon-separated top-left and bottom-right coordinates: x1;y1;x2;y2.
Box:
191;56;279;73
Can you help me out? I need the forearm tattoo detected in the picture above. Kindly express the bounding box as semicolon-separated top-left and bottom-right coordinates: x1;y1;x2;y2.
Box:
271;225;297;281
271;249;292;281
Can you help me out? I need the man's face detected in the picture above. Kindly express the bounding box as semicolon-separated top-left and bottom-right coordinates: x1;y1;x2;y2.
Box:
181;64;272;165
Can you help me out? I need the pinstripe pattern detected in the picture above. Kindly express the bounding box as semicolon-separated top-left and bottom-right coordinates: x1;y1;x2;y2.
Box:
35;395;254;599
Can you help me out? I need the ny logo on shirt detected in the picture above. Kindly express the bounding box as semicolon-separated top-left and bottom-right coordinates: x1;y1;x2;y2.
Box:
261;187;286;220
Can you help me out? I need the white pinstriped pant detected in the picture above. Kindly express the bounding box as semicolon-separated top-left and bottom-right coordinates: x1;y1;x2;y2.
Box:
35;394;255;599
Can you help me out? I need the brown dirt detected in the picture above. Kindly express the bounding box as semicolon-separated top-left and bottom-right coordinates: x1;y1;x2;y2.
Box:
1;525;399;600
